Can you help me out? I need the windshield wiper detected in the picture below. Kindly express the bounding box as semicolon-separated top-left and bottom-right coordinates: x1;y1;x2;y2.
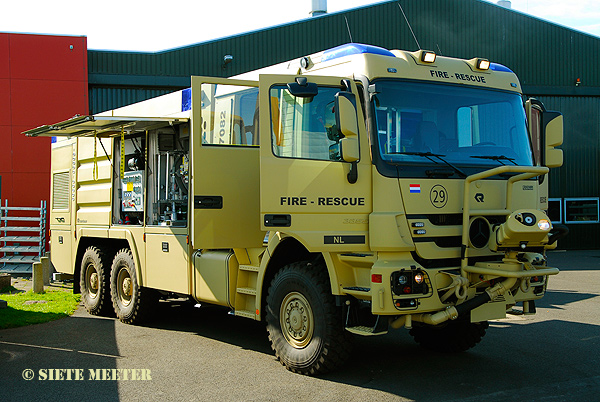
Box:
470;155;518;166
390;151;467;178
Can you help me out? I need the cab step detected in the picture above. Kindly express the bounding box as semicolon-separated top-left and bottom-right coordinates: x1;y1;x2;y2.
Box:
345;325;388;336
234;309;257;319
236;287;256;296
238;264;260;272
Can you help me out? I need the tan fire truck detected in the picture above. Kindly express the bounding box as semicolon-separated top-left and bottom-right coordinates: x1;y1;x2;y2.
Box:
26;43;566;375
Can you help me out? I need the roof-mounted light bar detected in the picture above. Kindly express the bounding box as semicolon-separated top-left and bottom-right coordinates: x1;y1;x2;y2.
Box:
321;43;395;63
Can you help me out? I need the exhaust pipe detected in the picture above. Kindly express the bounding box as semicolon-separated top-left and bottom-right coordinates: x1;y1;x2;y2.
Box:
390;277;517;329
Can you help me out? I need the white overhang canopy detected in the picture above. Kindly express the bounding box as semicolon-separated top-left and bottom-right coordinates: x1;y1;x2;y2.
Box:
24;115;188;138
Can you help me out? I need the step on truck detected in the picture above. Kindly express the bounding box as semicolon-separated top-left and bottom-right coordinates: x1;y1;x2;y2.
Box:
26;43;567;375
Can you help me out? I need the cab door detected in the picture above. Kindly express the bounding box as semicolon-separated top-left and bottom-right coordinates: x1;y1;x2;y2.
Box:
190;76;266;250
258;75;371;251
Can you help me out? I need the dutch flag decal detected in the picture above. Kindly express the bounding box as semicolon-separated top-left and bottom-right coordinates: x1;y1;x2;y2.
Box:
409;184;421;194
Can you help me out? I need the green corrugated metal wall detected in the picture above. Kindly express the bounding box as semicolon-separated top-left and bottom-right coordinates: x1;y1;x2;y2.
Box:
536;95;600;249
88;0;600;98
87;0;600;249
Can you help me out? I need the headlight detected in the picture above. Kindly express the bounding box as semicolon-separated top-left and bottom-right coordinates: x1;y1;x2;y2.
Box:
538;219;551;231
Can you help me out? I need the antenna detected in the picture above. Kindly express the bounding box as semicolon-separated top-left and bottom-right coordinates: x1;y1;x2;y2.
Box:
344;15;354;43
398;2;420;50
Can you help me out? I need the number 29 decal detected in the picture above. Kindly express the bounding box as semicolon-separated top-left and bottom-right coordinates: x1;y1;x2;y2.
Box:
430;184;448;208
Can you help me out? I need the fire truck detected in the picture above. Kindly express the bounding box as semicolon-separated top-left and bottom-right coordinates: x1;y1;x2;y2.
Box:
26;43;565;375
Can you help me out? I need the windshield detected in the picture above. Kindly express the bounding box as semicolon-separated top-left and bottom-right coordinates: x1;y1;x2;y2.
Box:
372;80;533;176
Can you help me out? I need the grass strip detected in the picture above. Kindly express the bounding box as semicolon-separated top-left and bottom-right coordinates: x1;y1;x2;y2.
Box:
0;290;80;329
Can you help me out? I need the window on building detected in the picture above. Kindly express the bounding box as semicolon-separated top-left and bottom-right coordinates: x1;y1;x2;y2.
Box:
547;198;562;223
564;198;600;224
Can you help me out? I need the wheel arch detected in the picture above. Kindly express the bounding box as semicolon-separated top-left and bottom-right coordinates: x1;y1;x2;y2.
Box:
257;233;340;321
73;236;128;293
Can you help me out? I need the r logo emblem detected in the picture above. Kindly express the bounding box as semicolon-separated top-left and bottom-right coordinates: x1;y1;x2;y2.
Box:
475;193;484;203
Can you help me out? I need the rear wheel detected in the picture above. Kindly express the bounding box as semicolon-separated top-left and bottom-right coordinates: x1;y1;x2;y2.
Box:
266;260;352;375
110;248;156;324
409;319;489;352
80;246;113;316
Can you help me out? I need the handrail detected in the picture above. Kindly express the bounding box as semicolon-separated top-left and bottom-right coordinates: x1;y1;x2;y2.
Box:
460;166;549;276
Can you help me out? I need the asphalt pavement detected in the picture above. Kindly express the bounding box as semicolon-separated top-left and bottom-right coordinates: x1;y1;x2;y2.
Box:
0;250;598;401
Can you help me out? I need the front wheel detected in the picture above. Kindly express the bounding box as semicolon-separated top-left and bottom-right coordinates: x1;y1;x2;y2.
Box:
110;248;156;324
266;260;352;375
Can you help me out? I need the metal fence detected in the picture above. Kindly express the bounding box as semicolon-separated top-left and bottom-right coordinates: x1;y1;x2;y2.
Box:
0;200;47;275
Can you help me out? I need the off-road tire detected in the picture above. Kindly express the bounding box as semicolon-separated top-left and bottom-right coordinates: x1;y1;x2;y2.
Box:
409;319;489;352
110;248;156;324
80;246;114;316
266;260;352;375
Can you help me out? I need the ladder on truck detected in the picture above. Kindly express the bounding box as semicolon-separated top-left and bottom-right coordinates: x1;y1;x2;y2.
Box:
0;200;46;275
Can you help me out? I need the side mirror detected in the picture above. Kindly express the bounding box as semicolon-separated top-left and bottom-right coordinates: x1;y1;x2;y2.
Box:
543;112;563;168
335;91;359;163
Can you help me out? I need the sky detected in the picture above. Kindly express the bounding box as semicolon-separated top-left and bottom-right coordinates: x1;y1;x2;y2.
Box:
2;0;599;52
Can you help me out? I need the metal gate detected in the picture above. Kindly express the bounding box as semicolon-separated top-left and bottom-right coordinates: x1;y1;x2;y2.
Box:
0;200;47;275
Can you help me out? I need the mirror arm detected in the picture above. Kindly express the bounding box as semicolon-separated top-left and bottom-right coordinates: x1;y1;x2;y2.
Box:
347;161;358;184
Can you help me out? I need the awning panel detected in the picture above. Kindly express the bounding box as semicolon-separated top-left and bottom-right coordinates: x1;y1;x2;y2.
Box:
24;115;188;138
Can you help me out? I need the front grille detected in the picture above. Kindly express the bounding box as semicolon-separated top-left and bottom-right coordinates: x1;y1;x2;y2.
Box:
409;214;507;226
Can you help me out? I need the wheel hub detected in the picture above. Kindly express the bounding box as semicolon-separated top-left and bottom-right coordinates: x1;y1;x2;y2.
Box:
122;277;132;297
86;264;99;298
117;268;133;307
281;292;314;349
90;272;98;290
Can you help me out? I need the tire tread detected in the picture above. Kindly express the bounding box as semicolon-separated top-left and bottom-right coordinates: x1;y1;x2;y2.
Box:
266;261;352;375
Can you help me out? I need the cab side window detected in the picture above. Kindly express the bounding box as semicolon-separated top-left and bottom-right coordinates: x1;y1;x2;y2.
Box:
270;86;342;161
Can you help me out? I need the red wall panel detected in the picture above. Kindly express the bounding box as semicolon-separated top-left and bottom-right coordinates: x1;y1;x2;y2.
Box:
11;172;49;207
9;34;87;81
1;32;88;218
0;79;11;125
0;34;8;79
0;173;13;201
11;79;88;128
0;125;12;172
11;126;51;173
